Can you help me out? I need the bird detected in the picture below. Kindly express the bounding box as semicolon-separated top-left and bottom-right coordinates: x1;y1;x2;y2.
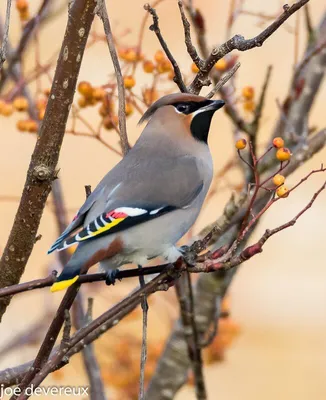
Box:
49;93;225;292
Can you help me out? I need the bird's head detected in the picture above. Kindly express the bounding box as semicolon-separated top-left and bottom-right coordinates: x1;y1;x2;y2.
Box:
139;93;225;143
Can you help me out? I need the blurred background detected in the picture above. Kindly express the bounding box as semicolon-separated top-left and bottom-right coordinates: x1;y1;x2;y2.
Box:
0;0;325;399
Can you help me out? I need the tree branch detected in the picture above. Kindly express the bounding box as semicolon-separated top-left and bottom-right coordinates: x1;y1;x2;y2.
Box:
189;0;310;94
0;0;97;323
0;0;12;70
96;0;130;155
144;3;188;92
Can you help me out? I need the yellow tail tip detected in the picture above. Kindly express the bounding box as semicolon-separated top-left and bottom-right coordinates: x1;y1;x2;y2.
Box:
50;275;79;292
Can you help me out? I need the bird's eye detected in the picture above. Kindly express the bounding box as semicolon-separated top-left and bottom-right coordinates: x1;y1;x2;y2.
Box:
176;104;189;113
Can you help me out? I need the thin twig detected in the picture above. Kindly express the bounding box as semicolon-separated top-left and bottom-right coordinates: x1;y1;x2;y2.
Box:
0;0;12;70
97;1;130;155
144;3;188;92
177;0;203;67
138;266;148;400
206;62;241;98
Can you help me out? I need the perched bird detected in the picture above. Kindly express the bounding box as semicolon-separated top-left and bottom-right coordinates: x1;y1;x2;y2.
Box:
49;93;225;292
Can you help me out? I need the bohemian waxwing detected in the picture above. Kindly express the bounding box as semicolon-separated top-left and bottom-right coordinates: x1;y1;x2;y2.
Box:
49;93;225;291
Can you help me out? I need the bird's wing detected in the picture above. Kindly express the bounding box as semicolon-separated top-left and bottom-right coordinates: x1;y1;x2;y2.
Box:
48;156;203;253
47;185;105;254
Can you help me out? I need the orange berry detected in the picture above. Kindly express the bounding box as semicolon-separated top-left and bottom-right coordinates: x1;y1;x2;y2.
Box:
161;59;172;72
124;49;138;62
167;70;175;81
191;62;199;73
214;58;227;71
19;10;30;21
38;108;45;120
103;115;118;130
25;119;38;133
272;174;285;186
143;88;158;105
154;50;165;63
77;81;93;98
118;48;127;59
1;102;14;116
16;0;28;12
143;60;155;74
242;86;255;100
0;99;6;113
243;100;255;112
123;75;136;89
156;63;165;74
78;96;87;108
92;87;106;101
276;147;291;162
272;137;285;148
125;102;134;116
16;119;27;132
36;98;47;110
13;96;28;112
276;185;289;198
235;138;247;150
99;97;114;117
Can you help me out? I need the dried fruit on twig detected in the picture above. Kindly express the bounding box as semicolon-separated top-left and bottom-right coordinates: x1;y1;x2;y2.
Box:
123;76;136;89
125;102;134;116
276;147;291;161
242;86;255;100
92;87;106;101
78;97;88;108
103;115;119;130
38;108;45;120
191;62;199;73
25;119;38;133
276;185;289;198
13;96;29;112
16;0;29;12
243;100;255;112
77;81;93;98
214;58;227;71
235;138;247;150
273;137;285;148
0;102;14;116
143;88;158;105
157;60;172;74
273;174;285;186
143;60;155;73
154;50;165;63
16;120;27;132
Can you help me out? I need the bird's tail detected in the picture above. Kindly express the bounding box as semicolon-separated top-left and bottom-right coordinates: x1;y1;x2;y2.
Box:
50;261;81;292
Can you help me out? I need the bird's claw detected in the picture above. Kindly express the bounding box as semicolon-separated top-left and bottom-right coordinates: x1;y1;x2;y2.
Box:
178;245;197;267
105;269;120;286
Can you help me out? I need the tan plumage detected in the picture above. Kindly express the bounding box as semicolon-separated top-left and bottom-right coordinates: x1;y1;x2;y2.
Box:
49;93;225;291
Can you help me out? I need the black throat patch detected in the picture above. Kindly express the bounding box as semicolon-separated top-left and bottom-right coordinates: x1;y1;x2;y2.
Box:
190;110;216;143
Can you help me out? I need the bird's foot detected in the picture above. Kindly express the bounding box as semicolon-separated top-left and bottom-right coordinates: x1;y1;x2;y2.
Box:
178;245;197;267
105;269;120;286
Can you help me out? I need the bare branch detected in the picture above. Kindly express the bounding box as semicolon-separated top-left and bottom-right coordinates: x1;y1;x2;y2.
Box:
206;62;241;99
144;3;188;92
96;1;130;155
189;0;310;94
0;0;12;70
138;268;148;400
175;272;207;400
178;0;203;67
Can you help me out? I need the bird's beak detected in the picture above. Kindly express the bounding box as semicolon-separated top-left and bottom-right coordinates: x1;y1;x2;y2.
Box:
205;99;225;112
